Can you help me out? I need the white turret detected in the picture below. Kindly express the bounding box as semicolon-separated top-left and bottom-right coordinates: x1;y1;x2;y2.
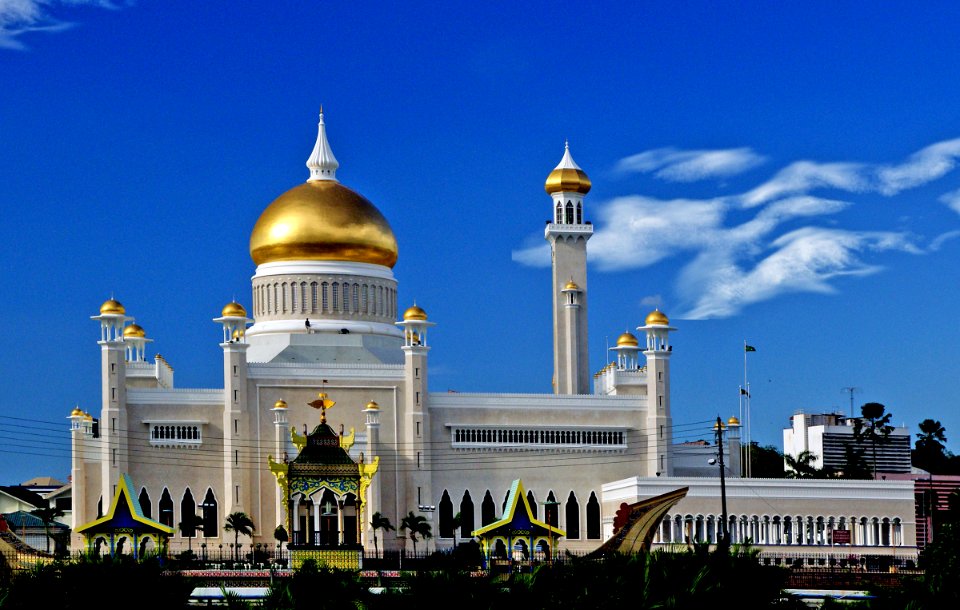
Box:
306;107;339;182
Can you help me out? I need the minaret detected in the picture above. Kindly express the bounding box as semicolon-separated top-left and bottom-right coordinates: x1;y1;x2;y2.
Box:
395;304;436;552
270;399;290;528
90;298;132;510
122;324;152;362
544;143;593;394
68;407;93;545
214;301;253;516
363;400;382;551
638;309;676;476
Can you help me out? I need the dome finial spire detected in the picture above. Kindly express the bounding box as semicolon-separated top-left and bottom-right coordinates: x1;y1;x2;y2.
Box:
306;106;339;182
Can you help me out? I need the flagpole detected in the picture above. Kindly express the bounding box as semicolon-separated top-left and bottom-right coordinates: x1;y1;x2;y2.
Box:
743;340;750;478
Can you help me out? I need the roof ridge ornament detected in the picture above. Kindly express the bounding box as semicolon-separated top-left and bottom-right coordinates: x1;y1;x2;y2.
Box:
306;107;340;182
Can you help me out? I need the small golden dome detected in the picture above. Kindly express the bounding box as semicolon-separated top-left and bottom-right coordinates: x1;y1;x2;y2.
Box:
645;309;669;326
405;330;421;344
69;407;84;417
84;412;93;421
273;399;287;410
564;280;580;291
366;401;380;410
727;416;740;426
545;167;592;195
403;304;428;321
713;420;727;431
100;298;125;315
222;301;247;318
232;328;245;340
123;324;146;338
616;331;639;347
249;181;398;268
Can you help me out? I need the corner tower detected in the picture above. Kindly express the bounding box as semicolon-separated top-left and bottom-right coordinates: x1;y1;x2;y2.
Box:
544;143;592;394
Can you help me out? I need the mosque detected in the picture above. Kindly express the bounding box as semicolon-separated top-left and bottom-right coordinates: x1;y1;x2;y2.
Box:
68;112;917;563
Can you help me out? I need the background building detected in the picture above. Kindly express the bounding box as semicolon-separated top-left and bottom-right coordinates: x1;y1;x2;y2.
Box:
784;411;912;475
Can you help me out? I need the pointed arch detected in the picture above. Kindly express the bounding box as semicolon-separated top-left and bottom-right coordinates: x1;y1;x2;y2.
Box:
460;491;475;540
481;490;496;526
587;491;601;539
138;488;151;519
576;201;582;224
180;488;196;537
439;490;454;538
201;488;218;538
527;490;537;519
565;201;574;224
565;491;580;539
545;491;558;527
556;202;563;223
159;489;173;527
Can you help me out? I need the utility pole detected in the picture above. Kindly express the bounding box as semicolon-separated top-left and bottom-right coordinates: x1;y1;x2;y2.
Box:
715;416;729;546
841;387;860;418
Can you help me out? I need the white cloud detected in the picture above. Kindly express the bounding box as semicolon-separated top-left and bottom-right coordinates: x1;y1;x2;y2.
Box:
639;294;663;308
939;188;960;216
0;0;120;50
680;228;919;319
510;243;550;267
741;161;868;207
615;147;765;182
878;139;960;195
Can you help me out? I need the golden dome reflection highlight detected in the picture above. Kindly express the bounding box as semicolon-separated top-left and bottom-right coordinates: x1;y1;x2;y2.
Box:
249;181;398;268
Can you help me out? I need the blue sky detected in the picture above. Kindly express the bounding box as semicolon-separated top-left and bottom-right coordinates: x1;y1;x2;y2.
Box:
2;1;959;484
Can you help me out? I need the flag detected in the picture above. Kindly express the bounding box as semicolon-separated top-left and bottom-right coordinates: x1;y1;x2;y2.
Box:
744;344;756;352
740;387;750;397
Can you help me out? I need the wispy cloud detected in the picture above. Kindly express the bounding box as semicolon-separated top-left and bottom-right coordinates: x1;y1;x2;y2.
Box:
0;1;122;50
513;137;960;319
615;147;766;182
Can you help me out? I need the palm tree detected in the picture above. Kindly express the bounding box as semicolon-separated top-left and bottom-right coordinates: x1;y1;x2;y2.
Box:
854;402;894;479
915;419;948;473
29;506;64;554
838;444;872;479
400;511;432;556
178;512;204;552
370;511;394;558
783;450;820;479
224;512;256;562
451;511;463;548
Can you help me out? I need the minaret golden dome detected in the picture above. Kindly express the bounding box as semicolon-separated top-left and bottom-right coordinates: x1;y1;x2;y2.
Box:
727;416;740;426
100;298;125;315
273;399;288;410
123;324;146;338
403;304;428;321
645;308;669;326
616;331;639;347
221;301;247;318
564;280;580;290
545;142;591;195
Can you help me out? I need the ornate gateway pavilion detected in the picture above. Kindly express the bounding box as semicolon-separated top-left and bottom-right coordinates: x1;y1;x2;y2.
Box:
68;111;918;562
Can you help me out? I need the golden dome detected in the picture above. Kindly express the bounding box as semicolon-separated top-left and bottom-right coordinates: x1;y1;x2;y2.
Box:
249;181;398;268
727;416;740;426
69;407;84;417
83;412;93;421
366;401;380;410
273;399;288;410
222;301;247;318
616;331;639;347
403;304;428;321
123;324;146;338
232;328;245;340
545;166;592;195
99;298;125;315
713;420;727;431
645;309;669;326
564;280;580;291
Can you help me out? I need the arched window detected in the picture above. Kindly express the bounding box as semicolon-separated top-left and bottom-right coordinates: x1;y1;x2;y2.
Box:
576;202;582;224
159;489;174;527
266;284;272;313
319;282;327;312
139;488;151;519
587;492;601;539
201;488;218;538
291;282;298;311
361;285;368;314
545;491;558;527
565;201;574;224
460;491;475;540
281;282;288;312
273;284;279;314
180;489;196;537
527;490;537;519
438;491;453;538
565;491;580;539
556;202;562;223
301;282;308;312
352;284;360;313
332;283;339;312
481;490;496;526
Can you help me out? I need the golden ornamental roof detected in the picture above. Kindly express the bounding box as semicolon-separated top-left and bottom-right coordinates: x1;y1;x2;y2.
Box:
545;142;591;195
221;301;247;318
564;280;580;291
645;308;669;326
366;401;380;410
403;304;428;321
616;331;639;347
727;416;740;426
273;399;288;409
249;181;398;268
123;324;146;338
99;298;125;315
70;407;84;417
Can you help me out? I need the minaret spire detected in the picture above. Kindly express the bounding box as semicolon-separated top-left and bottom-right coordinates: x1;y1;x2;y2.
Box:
306;107;340;182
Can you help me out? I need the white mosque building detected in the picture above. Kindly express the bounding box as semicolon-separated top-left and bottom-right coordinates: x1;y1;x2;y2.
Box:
68;113;918;561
